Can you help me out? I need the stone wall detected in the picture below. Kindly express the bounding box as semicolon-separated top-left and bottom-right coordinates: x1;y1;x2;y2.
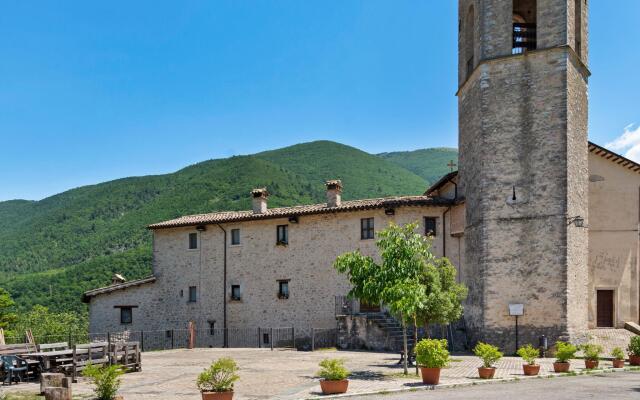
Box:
336;316;397;352
88;205;454;339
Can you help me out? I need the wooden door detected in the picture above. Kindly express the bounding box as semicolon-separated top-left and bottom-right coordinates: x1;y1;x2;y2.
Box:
596;290;614;327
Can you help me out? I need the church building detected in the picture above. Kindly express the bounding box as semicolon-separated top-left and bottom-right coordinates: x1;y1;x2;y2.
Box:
85;0;640;350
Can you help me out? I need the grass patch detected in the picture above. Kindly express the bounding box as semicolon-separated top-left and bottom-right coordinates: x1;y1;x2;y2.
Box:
0;393;44;400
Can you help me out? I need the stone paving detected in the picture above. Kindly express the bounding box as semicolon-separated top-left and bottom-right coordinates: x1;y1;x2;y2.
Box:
1;348;636;400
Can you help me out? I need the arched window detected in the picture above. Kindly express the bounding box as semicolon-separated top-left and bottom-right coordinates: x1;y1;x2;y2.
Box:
464;5;475;79
512;0;537;54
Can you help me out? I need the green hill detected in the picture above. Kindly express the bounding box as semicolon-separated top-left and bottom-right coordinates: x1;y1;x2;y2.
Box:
378;147;459;184
0;140;455;315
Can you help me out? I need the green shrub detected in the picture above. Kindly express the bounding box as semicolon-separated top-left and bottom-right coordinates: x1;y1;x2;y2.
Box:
612;347;625;361
580;343;603;361
317;358;349;381
82;364;124;400
415;339;450;369
516;344;540;366
196;358;239;393
555;341;577;363
628;336;640;356
473;342;502;368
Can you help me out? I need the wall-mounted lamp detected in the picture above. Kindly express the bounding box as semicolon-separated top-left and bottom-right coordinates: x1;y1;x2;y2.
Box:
384;208;395;216
567;216;585;228
288;215;299;223
196;225;207;232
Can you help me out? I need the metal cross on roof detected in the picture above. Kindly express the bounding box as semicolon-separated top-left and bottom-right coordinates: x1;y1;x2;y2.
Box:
447;160;457;172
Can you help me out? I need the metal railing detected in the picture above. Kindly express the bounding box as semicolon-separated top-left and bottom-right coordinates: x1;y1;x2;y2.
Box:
512;23;537;54
311;328;337;350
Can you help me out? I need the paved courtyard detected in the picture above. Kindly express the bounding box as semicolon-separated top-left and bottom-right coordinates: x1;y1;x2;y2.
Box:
1;348;637;399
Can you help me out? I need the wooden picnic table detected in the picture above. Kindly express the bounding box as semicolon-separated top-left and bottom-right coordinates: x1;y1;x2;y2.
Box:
20;349;77;371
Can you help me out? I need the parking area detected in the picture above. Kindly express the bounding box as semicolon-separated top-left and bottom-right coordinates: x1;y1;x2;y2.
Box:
1;348;635;399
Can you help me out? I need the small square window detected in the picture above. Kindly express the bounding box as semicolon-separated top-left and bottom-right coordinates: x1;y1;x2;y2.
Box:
277;225;288;245
188;286;197;303
361;218;375;240
231;229;240;245
231;285;241;301
188;233;198;249
278;280;290;299
263;333;270;345
120;307;133;324
424;217;437;237
166;330;172;338
208;321;216;336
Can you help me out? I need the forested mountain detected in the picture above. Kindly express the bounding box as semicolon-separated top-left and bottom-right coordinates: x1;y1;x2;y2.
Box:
0;141;457;314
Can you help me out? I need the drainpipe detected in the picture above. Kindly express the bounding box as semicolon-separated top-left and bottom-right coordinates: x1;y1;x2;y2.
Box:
216;224;228;348
442;206;451;258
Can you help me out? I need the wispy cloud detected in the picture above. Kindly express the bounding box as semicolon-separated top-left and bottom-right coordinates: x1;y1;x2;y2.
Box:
605;123;640;162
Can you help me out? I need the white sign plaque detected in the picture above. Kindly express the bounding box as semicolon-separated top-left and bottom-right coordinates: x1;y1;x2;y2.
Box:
509;303;524;316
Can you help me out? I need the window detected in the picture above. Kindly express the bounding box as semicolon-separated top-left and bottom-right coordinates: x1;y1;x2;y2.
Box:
278;280;290;299
208;321;216;336
188;286;197;303
512;0;537;54
574;0;583;58
277;225;288;245
120;307;133;324
263;332;270;345
231;229;240;245
166;330;172;339
188;232;198;249
464;4;475;79
424;217;437;236
231;285;241;301
361;218;375;240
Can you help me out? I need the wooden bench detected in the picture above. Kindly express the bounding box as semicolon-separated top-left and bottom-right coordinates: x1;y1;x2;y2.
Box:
58;342;110;382
37;342;69;353
110;342;141;372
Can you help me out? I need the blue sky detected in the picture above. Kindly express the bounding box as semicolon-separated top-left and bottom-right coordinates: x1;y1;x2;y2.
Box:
1;1;639;201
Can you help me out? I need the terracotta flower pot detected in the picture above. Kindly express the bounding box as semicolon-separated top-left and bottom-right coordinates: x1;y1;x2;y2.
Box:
522;364;540;376
629;355;640;366
613;359;625;368
420;367;442;385
201;391;233;400
477;367;496;379
320;379;349;395
553;362;570;373
584;360;599;369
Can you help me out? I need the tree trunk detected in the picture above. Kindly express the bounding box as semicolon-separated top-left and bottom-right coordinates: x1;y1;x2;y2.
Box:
424;321;430;339
413;315;419;376
401;314;408;375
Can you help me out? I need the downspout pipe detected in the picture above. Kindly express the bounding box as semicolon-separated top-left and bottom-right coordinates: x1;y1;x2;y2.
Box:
216;224;228;348
442;206;451;258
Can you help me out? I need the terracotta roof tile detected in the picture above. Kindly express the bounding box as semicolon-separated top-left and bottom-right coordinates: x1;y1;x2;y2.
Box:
148;195;453;229
82;276;156;302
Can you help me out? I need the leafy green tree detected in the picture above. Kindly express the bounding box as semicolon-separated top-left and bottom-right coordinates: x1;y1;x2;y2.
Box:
334;222;429;375
9;305;87;340
417;257;468;334
0;287;17;330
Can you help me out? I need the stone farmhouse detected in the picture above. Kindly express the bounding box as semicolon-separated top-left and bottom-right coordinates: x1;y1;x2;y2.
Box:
85;0;640;350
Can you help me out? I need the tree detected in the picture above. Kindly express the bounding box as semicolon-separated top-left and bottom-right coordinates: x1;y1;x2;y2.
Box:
9;305;88;340
0;288;17;330
334;222;429;375
417;257;468;335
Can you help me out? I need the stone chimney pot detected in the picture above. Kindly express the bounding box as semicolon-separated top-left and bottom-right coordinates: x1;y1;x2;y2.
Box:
251;188;269;214
325;180;343;208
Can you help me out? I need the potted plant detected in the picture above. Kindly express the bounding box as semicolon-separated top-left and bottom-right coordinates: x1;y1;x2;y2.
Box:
516;344;540;376
415;338;450;385
612;347;626;368
317;358;349;395
553;341;577;373
473;342;502;379
196;358;240;400
627;336;640;366
581;343;603;369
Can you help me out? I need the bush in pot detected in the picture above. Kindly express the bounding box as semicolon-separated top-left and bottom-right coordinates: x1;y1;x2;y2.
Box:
473;342;502;379
317;358;349;395
581;343;603;369
627;336;640;366
414;338;450;385
516;344;540;376
196;357;240;400
553;341;577;372
611;347;626;368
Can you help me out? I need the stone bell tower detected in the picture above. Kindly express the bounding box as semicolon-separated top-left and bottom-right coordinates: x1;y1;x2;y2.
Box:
457;0;589;350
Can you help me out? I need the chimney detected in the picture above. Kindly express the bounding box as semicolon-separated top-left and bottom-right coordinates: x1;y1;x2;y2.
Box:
112;274;126;285
251;188;269;214
325;180;343;208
